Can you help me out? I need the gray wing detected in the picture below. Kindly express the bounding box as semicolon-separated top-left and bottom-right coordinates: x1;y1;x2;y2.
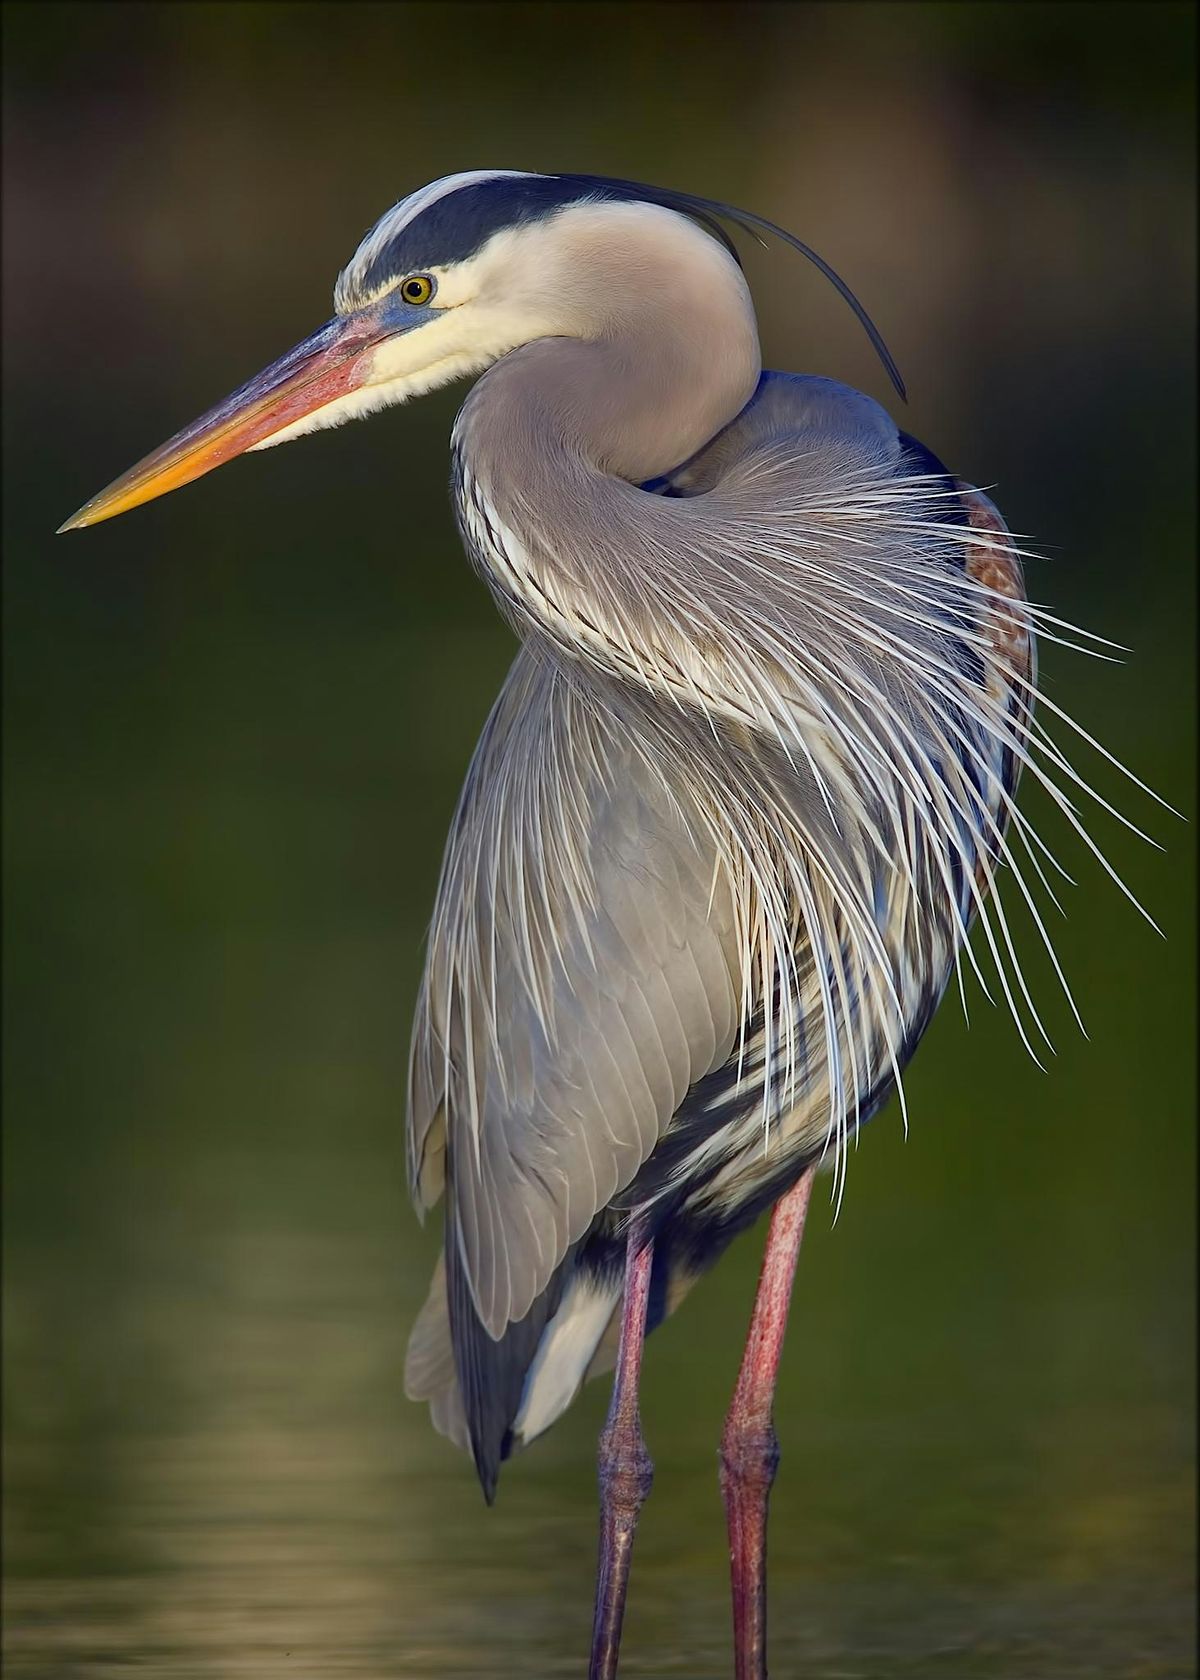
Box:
407;644;741;1339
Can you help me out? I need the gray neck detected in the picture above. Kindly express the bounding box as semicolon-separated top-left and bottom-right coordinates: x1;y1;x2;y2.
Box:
461;304;759;479
452;296;761;667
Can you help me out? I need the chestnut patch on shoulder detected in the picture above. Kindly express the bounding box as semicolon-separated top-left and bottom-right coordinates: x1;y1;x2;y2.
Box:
958;486;1031;685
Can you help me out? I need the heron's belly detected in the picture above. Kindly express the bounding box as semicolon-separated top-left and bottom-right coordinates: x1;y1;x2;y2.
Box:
612;927;955;1262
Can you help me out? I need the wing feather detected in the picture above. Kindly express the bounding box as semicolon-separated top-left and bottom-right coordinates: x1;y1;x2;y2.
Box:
407;646;740;1337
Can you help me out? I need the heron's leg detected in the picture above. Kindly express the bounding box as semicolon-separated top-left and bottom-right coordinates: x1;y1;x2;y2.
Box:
588;1221;655;1680
720;1166;816;1680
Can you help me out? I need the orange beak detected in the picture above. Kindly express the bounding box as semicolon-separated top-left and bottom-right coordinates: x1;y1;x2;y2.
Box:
58;307;394;532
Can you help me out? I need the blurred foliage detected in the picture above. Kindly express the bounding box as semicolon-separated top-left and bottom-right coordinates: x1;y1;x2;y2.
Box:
2;3;1195;1676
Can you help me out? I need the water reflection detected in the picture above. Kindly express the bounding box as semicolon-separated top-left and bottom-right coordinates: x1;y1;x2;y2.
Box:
4;1197;1194;1677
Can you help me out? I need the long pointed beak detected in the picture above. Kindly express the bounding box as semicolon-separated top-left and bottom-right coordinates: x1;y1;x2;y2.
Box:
58;309;392;532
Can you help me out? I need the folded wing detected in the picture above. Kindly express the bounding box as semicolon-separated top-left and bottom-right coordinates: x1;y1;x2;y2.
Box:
407;647;742;1342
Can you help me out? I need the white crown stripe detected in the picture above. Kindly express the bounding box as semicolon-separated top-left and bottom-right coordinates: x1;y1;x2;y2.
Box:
334;169;538;314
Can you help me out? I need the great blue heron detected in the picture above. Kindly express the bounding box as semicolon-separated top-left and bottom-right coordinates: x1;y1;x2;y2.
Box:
61;169;1160;1680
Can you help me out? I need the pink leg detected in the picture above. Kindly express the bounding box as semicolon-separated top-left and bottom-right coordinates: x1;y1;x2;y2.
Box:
588;1225;655;1680
720;1167;816;1680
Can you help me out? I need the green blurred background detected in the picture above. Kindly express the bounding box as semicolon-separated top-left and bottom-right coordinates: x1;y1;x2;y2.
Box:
3;4;1195;1676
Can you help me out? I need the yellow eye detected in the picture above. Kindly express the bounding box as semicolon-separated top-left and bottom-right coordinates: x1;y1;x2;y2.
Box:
400;274;435;306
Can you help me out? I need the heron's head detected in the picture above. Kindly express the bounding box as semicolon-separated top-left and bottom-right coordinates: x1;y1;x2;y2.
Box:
60;170;770;530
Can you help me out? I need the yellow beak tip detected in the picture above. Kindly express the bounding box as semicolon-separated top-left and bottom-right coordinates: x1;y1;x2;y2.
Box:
56;497;126;534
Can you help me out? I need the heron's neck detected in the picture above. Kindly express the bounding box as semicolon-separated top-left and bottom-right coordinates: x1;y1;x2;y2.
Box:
452;312;760;659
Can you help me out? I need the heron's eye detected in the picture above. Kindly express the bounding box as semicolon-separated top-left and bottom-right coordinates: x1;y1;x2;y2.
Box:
400;274;435;306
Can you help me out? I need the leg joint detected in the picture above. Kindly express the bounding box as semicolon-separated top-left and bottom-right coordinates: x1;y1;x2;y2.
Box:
599;1422;654;1509
719;1420;780;1493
